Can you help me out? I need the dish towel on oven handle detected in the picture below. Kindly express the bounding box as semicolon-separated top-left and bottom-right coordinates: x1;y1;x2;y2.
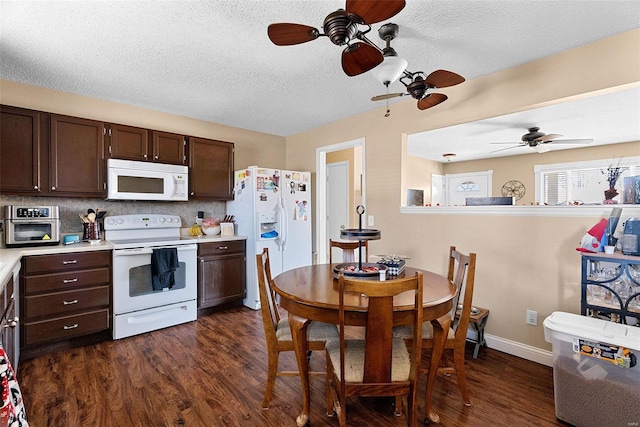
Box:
151;248;179;291
0;343;28;426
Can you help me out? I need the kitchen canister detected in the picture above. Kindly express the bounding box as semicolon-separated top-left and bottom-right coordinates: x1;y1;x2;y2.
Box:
83;222;101;241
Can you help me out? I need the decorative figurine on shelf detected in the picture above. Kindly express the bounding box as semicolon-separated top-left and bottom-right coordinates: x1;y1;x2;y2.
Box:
602;159;628;204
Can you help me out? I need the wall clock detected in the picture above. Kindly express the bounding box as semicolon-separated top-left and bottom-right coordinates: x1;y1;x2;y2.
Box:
501;180;525;200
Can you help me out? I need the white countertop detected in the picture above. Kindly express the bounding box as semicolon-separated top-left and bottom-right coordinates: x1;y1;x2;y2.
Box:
0;234;247;289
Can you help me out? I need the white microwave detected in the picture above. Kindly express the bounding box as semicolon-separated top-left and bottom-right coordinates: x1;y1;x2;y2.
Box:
107;159;188;201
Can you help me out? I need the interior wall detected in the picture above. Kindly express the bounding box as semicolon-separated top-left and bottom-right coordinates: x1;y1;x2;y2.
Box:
0;80;287;234
405;155;441;205
0;80;287;171
430;140;640;205
285;29;640;352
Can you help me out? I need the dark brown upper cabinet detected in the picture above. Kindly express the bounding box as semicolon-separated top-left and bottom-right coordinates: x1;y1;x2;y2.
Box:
108;124;185;165
108;124;149;161
50;114;106;197
152;131;186;165
0;106;48;195
188;137;234;200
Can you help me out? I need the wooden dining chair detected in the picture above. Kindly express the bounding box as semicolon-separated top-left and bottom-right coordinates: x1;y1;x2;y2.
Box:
326;272;424;426
256;248;339;409
394;245;477;407
329;239;368;264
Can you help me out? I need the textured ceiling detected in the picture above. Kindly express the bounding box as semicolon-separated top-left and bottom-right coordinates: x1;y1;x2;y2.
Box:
1;0;639;141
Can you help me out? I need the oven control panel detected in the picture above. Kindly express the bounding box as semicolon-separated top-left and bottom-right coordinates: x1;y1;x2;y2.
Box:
5;205;59;219
104;214;182;230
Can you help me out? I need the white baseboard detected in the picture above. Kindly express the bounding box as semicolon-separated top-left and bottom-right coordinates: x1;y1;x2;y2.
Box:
484;333;554;367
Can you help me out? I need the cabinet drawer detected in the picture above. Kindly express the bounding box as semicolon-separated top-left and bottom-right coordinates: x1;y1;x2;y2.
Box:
24;267;110;294
23;251;111;274
23;309;109;346
198;240;245;256
25;286;109;319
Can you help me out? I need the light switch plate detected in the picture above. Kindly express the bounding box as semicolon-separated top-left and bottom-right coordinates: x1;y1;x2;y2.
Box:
368;215;374;226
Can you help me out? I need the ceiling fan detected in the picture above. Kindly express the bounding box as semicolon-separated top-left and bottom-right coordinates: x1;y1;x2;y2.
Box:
369;23;465;111
490;127;594;153
267;0;406;77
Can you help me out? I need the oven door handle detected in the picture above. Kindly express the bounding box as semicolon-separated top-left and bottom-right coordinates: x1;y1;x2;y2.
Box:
113;244;197;256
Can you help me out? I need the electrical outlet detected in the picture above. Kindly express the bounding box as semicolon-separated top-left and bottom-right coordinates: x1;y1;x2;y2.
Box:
368;215;374;226
526;310;538;326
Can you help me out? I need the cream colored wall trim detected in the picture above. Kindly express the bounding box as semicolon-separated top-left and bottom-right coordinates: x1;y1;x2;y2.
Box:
484;333;554;367
401;205;640;218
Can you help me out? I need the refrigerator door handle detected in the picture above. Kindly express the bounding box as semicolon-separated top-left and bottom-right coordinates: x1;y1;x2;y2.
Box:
280;198;288;251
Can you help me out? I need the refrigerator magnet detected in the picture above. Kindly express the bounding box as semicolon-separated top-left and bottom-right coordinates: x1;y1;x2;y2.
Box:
294;200;308;221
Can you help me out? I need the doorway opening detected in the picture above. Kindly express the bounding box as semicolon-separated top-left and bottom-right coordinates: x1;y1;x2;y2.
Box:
316;138;366;264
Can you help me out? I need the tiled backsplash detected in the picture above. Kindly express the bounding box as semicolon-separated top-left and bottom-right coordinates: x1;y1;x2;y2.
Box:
0;195;226;235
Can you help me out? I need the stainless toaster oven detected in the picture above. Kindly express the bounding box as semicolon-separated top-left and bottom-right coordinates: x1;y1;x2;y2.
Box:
3;205;60;247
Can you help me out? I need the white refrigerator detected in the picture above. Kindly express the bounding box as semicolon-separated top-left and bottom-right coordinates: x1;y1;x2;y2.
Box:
226;166;312;310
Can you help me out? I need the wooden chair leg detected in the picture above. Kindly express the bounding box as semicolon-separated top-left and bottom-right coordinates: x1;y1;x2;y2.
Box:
453;343;471;406
394;395;402;416
326;380;334;416
262;352;279;409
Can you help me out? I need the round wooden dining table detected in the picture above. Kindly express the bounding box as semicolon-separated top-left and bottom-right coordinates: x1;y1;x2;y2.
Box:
272;264;457;427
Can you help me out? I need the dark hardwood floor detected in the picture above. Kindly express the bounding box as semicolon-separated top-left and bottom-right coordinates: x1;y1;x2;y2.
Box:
17;307;566;426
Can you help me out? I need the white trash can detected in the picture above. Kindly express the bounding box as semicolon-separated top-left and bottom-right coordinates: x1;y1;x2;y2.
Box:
543;312;640;427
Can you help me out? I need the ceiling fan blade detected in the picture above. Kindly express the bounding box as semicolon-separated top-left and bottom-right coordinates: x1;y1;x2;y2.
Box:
346;0;406;24
267;23;319;46
424;70;465;88
547;138;594;144
490;141;524;145
491;145;526;153
342;42;383;76
371;93;405;101
538;133;563;142
417;93;447;110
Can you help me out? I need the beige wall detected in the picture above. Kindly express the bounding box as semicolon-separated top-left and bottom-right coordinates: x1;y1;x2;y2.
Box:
424;140;639;205
0;80;287;235
404;155;442;205
0;80;287;171
1;29;637;355
285;29;640;352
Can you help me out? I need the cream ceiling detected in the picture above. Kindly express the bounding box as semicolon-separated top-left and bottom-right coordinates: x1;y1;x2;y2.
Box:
1;0;639;143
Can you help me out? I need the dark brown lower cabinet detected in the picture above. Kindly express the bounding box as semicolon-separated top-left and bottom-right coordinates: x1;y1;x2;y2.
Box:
20;250;112;360
197;240;246;313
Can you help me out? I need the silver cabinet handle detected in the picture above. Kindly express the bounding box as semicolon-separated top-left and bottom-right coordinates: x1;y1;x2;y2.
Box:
154;155;159;160
63;278;78;284
143;154;148;159
63;299;78;305
51;186;56;191
62;260;77;265
4;317;18;329
63;324;79;330
34;185;39;190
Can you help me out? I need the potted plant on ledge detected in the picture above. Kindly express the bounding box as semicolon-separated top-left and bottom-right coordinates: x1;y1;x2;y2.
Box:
602;159;628;204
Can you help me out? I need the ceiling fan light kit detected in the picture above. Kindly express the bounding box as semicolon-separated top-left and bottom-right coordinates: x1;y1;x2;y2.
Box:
371;55;408;85
534;145;552;154
371;23;408;85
